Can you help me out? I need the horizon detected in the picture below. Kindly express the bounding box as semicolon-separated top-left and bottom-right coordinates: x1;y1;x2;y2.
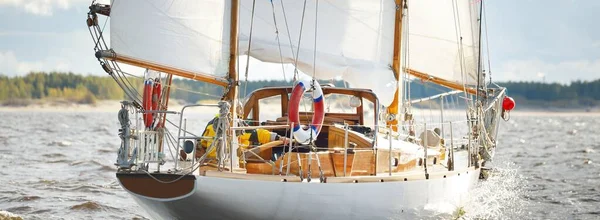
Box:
1;70;599;85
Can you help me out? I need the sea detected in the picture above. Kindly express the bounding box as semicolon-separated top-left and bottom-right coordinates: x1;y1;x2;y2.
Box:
0;110;598;220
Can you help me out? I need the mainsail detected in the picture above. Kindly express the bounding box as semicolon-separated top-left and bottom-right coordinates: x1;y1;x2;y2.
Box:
405;0;482;87
110;0;232;79
238;0;399;105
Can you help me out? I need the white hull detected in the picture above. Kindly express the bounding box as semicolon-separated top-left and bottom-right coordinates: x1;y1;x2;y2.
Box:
121;168;480;220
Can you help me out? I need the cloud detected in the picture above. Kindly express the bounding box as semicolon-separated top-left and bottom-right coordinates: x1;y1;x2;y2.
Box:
495;59;600;83
0;50;72;75
0;0;88;16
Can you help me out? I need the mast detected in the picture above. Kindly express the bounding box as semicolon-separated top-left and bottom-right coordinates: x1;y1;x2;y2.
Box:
226;0;239;113
226;0;240;170
386;0;405;132
476;0;484;103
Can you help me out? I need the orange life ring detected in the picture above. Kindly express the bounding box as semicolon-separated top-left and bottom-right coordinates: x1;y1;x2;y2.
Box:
288;79;325;144
142;79;154;128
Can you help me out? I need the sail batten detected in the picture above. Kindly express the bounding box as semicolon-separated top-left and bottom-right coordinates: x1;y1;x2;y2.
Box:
110;0;232;81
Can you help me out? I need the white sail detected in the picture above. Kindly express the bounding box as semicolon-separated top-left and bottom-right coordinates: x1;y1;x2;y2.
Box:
238;0;398;105
110;0;231;78
405;0;481;85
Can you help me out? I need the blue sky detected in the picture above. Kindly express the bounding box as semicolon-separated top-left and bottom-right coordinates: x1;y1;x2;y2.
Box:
0;0;599;83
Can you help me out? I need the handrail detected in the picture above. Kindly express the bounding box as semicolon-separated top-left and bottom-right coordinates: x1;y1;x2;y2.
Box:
484;87;506;112
175;103;220;171
230;125;290;130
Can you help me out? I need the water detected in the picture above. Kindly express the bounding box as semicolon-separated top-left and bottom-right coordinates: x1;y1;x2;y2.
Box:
0;111;598;219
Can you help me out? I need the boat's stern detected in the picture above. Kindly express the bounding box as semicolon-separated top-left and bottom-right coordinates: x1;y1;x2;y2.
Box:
116;172;196;200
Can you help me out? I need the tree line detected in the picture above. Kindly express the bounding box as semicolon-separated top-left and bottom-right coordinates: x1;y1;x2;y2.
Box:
1;72;599;108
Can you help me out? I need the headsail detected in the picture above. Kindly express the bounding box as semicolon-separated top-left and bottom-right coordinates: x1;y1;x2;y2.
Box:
405;0;482;87
110;0;232;80
238;0;398;105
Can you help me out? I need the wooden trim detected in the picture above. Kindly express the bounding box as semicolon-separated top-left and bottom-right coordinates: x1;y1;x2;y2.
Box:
100;52;229;87
357;98;364;125
158;73;174;153
116;173;196;199
242;86;379;124
405;68;478;95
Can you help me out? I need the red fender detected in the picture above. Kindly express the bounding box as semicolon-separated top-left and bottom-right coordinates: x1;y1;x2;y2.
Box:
151;81;162;128
142;79;154;128
152;81;161;113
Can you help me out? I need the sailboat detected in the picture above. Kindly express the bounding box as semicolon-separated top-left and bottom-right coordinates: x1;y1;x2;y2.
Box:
85;0;515;219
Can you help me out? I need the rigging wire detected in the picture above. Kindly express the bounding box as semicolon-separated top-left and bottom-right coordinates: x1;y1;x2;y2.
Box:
290;0;311;144
292;0;309;82
105;66;222;99
403;2;411;112
476;0;484;105
482;0;493;84
279;0;299;81
269;0;288;82
88;19;141;104
87;6;143;104
451;0;470;108
243;0;257;98
312;0;319;79
92;0;111;51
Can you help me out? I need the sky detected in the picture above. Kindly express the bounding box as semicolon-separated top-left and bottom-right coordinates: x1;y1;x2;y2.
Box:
0;0;599;84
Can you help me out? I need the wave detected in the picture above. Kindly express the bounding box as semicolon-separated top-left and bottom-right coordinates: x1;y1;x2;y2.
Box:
70;201;103;211
69;201;118;212
97;148;114;153
8;196;41;202
0;210;23;220
41;153;67;158
46;159;72;164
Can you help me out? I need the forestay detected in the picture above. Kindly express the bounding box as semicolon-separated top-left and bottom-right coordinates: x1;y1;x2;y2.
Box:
110;0;232;78
238;0;398;105
405;0;482;86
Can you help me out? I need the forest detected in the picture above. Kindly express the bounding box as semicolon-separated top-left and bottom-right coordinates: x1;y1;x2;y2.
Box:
0;72;599;109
